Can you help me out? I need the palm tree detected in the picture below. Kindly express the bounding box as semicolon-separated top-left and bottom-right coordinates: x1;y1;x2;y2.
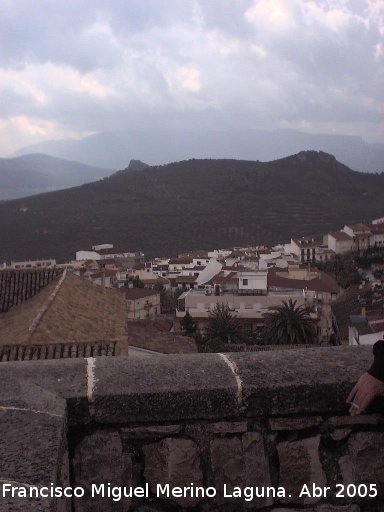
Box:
262;299;317;345
205;303;242;345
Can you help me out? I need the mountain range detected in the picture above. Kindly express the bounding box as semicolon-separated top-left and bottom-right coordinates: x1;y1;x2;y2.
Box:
11;128;384;173
0;151;383;263
0;154;113;200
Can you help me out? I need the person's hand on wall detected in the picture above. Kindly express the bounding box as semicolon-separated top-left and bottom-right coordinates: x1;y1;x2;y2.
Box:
347;372;384;416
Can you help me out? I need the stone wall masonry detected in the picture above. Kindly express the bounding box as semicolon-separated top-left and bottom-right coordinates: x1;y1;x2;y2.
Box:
0;347;384;511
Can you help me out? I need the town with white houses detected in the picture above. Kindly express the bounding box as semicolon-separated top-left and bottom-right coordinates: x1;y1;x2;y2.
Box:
1;215;384;360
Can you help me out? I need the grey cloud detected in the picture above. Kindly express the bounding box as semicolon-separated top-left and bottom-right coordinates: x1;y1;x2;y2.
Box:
0;0;383;155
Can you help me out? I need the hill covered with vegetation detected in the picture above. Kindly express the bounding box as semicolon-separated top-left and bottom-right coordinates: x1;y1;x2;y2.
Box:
1;151;383;262
0;153;113;199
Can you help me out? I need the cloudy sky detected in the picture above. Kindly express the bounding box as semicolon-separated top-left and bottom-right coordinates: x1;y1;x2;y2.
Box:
0;0;383;155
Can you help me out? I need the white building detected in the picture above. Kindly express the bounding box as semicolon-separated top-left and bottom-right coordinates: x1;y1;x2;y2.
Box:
325;231;354;255
291;237;326;263
349;314;384;346
7;259;57;269
369;223;384;248
238;271;268;295
343;224;371;251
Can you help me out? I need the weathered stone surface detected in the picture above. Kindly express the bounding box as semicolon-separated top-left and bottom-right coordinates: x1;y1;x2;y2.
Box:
229;347;372;416
93;354;239;423
269;416;323;431
278;436;326;505
211;432;273;509
121;424;181;439
0;484;52;512
329;428;352;442
339;432;384;493
0;408;66;486
57;449;72;512
73;431;131;512
259;507;359;512
143;438;203;507
0;358;89;425
316;506;360;512
206;421;248;433
328;415;384;429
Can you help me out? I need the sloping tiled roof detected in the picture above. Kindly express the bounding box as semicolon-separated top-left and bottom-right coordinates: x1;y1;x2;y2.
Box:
175;275;197;284
0;273;128;345
268;269;340;294
0;268;62;313
127;320;197;354
125;288;159;300
346;223;371;233
0;341;118;362
329;231;353;242
370;224;384;235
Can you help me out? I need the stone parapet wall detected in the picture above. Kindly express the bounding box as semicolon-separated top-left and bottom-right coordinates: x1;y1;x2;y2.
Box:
0;347;384;511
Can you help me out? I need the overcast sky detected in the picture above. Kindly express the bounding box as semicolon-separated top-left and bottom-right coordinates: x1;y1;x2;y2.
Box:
0;0;383;155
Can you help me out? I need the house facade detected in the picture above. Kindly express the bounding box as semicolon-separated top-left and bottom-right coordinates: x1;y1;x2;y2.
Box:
125;289;161;320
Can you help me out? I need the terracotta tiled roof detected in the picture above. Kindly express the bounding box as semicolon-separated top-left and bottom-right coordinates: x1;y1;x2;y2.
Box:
211;271;238;284
268;269;339;294
125;288;159;300
292;236;323;247
345;223;371;233
0;273;128;345
127;320;197;354
329;231;353;242
169;258;193;265
0;341;118;361
370;224;384;235
175;275;197;284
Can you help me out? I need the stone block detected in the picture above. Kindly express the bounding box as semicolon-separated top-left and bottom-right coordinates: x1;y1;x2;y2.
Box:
121;424;181;439
339;432;384;494
93;354;239;423
72;431;131;512
316;506;360;512
210;432;273;508
206;421;248;434
0;358;89;426
143;438;203;507
329;428;352;442
277;435;326;505
0;409;66;486
269;416;323;431
328;415;384;429
229;347;372;416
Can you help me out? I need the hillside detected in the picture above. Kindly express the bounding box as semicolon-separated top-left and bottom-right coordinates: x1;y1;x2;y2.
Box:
11;128;384;173
0;153;113;199
0;151;383;262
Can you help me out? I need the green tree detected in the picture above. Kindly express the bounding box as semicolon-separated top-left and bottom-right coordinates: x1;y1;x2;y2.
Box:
205;303;242;345
129;275;144;288
262;299;317;345
180;310;198;335
316;253;361;288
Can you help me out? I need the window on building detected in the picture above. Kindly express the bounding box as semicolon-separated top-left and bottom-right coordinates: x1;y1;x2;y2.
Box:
243;279;248;286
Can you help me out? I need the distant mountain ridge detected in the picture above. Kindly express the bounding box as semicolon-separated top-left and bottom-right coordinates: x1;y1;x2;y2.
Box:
11;128;384;173
0;154;114;199
0;151;383;263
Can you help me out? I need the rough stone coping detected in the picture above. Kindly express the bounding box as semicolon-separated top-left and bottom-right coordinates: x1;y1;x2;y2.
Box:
0;346;378;511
